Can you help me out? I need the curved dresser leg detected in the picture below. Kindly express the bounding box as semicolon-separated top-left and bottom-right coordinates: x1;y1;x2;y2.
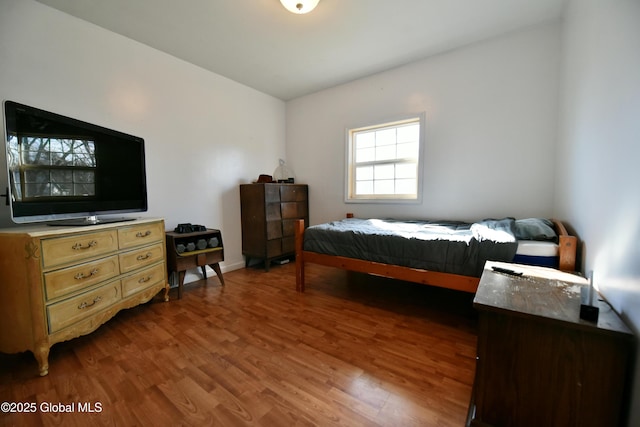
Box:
163;282;170;302
34;343;50;376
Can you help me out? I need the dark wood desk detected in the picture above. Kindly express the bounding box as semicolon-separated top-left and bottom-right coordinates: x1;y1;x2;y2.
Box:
469;261;634;427
166;229;225;299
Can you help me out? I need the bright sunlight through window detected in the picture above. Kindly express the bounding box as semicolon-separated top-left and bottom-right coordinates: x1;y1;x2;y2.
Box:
346;115;424;202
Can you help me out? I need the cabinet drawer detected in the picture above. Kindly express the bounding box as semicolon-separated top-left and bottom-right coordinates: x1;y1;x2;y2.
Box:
280;185;307;202
281;202;307;219
282;219;300;237
266;239;282;258
119;243;165;273
47;280;121;333
121;263;166;297
266;220;283;240
265;184;280;202
44;255;120;301
282;236;295;254
266;203;282;221
118;221;164;250
42;230;118;269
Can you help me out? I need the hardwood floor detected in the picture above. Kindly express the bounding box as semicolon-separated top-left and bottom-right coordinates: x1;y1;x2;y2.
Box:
0;263;478;426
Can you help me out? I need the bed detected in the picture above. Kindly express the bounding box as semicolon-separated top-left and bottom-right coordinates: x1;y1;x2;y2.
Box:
294;215;577;293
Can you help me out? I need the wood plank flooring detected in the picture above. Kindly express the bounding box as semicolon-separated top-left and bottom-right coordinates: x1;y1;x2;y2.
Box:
0;263;478;426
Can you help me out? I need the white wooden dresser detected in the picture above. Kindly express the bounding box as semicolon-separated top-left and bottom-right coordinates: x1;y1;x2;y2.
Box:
0;217;169;376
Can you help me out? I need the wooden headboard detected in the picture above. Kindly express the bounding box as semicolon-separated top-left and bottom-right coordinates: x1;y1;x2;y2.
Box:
551;219;577;272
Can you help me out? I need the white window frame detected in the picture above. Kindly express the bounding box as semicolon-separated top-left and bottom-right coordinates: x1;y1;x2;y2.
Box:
345;113;425;204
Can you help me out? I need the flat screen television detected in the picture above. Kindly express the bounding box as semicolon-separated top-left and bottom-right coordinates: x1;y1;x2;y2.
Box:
3;100;148;225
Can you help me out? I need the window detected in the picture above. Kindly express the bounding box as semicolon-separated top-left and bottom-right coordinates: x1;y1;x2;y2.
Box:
346;114;424;202
7;135;96;201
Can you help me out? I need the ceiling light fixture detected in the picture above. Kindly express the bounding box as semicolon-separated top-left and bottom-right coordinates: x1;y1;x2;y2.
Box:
280;0;320;14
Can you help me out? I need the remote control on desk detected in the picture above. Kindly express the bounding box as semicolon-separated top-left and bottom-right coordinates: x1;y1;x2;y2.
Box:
492;266;523;276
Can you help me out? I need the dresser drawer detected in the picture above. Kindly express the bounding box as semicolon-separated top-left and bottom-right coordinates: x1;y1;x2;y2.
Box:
118;221;164;250
281;202;307;219
119;242;165;273
41;230;118;269
282;219;299;237
47;280;121;333
44;255;120;301
266;239;283;258
266;220;283;240
280;185;307;202
282;236;295;254
265;184;281;202
121;263;166;297
266;203;282;221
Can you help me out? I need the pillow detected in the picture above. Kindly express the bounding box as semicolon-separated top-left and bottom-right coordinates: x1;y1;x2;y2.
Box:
514;218;557;241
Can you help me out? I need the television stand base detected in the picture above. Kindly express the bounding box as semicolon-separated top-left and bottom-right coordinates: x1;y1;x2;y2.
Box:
46;216;137;226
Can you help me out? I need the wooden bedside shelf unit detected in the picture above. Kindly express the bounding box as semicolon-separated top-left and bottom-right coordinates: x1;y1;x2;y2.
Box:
0;218;169;376
469;261;634;427
165;228;225;299
240;183;308;271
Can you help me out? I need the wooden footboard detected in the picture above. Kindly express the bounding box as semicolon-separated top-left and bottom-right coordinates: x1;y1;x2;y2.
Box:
295;217;578;293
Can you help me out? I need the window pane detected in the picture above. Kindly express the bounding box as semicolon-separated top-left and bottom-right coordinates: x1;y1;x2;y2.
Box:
374;179;394;194
375;128;396;146
51;170;73;183
396;163;417;179
74;170;95;184
74;183;95;196
25;183;50;198
375;144;396;161
397;124;419;143
356;180;373;195
397;141;418;159
49;138;64;152
74;153;95;167
55;138;73;153
23;137;48;151
355;131;375;148
24;170;49;183
356;147;375;163
374;164;395;180
52;182;74;196
355;166;373;180
7;136;19;168
73;140;92;154
24;150;51;165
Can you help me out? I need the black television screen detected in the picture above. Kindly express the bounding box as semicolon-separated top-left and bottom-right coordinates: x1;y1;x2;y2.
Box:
3;100;148;225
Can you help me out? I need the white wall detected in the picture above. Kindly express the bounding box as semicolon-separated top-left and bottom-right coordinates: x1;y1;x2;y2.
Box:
556;0;640;424
0;0;286;277
286;23;562;225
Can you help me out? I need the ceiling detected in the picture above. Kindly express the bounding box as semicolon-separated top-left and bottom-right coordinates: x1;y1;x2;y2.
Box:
35;0;567;101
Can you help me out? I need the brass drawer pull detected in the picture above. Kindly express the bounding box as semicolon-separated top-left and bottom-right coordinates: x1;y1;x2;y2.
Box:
136;230;152;238
74;268;99;280
78;296;102;310
136;252;153;261
138;275;152;284
72;240;97;250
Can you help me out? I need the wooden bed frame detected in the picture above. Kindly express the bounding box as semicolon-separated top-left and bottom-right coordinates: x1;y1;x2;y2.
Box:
295;215;577;294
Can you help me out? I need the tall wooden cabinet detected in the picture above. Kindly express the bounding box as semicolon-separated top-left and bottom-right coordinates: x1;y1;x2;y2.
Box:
469;261;634;427
240;183;308;271
0;218;169;376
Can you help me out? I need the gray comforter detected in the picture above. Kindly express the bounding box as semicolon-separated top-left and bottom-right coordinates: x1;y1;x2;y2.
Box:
303;217;519;277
